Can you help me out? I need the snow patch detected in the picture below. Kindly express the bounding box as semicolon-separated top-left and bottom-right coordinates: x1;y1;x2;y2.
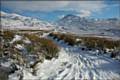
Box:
10;35;22;43
15;44;24;50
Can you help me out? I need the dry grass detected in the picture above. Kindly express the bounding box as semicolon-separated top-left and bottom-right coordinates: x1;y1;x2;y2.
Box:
80;37;120;49
13;40;24;45
24;33;40;43
49;32;77;46
2;30;15;40
49;32;120;50
24;33;59;60
39;38;59;59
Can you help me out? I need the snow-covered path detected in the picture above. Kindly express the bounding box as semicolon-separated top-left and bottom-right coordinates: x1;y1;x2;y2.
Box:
9;36;120;80
22;37;120;80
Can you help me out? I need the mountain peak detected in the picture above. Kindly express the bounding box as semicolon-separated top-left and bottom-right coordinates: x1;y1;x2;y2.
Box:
1;11;54;30
62;14;79;19
0;11;8;16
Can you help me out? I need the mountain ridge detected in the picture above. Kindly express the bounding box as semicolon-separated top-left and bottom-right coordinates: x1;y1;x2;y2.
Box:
0;11;54;30
56;14;120;37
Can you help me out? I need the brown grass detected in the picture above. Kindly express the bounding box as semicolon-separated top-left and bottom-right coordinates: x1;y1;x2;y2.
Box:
49;32;78;46
49;32;120;49
24;33;59;60
79;37;120;49
2;30;15;40
13;40;24;45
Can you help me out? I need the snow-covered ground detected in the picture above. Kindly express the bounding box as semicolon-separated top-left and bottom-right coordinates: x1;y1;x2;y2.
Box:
10;35;22;43
9;36;120;80
1;11;120;80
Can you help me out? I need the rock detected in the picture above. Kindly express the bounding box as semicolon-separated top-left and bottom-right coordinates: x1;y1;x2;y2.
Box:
9;63;18;74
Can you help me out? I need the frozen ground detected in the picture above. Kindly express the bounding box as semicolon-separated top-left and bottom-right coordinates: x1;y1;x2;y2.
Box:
9;36;120;80
1;11;120;80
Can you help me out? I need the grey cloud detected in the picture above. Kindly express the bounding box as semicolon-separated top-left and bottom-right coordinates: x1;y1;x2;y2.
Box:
1;1;108;17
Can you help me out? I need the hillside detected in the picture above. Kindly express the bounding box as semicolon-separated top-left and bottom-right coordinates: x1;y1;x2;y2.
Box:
0;11;54;30
56;14;120;37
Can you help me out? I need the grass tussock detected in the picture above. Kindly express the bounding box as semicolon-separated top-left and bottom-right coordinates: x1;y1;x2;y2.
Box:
49;32;78;46
24;33;40;43
24;33;59;60
80;37;120;49
2;30;15;40
26;44;35;53
13;40;24;45
49;32;120;50
40;38;59;59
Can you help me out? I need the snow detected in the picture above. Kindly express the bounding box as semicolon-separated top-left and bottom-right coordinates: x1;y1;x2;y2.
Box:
23;39;31;44
76;38;82;42
15;44;24;50
22;69;38;80
1;62;11;67
10;36;120;80
10;35;22;43
2;11;120;80
34;45;120;79
57;14;120;37
9;70;22;80
40;33;50;38
1;11;54;30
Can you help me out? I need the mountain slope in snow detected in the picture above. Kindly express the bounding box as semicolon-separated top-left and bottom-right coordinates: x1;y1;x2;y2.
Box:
0;11;54;30
56;14;120;37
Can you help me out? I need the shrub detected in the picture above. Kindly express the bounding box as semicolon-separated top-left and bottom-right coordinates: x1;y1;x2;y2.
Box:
49;32;120;50
24;33;59;60
64;34;77;46
24;33;40;43
79;37;120;50
0;44;3;57
39;38;59;59
49;32;77;46
13;40;24;45
26;44;35;53
2;30;14;40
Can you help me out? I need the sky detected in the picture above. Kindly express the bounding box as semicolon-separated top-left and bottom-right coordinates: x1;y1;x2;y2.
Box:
1;0;120;22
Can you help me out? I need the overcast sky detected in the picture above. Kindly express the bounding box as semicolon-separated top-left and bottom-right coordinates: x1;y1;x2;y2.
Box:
1;0;120;22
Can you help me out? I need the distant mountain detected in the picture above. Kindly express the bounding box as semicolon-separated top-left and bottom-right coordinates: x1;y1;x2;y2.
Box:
56;14;120;36
0;11;54;30
57;14;89;30
57;14;120;29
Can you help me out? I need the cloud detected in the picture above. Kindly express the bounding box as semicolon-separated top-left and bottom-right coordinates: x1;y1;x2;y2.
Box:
63;1;107;17
78;10;91;17
64;1;107;12
1;1;69;12
1;1;107;17
58;15;65;19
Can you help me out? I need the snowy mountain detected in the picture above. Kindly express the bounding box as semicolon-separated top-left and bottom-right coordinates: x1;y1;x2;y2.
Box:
56;14;120;37
0;11;54;30
1;12;120;79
